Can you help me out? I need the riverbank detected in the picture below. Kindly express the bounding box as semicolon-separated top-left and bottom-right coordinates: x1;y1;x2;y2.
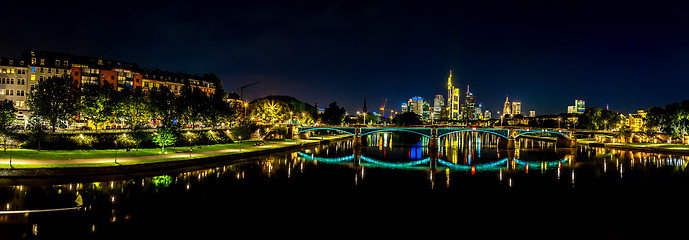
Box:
0;134;352;177
577;138;689;154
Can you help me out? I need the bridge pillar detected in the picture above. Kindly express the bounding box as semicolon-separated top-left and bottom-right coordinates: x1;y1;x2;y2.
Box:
354;133;362;147
298;132;310;139
498;137;516;149
429;135;438;170
556;137;577;148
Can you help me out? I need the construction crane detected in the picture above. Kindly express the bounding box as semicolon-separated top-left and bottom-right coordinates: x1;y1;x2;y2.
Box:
237;82;260;101
380;98;387;118
237;82;259;118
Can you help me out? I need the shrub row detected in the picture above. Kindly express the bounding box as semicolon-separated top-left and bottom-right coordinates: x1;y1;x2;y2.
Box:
12;129;236;150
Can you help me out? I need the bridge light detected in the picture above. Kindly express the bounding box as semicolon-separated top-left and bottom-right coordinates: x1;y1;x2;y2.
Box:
526;128;529;131
472;127;477;131
559;130;562;132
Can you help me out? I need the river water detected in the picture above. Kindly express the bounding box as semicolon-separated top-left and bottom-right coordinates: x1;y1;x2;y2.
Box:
1;132;689;239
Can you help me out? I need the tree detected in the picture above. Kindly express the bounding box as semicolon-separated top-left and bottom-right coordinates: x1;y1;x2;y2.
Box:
148;85;177;126
392;112;422;126
205;84;233;128
27;75;79;132
79;79;117;130
152;126;178;153
118;87;152;128
322;102;346;125
0;100;16;132
250;99;290;123
231;120;258;141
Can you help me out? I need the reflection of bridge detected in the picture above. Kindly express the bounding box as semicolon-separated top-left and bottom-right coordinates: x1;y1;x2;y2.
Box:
297;126;576;148
296;152;571;172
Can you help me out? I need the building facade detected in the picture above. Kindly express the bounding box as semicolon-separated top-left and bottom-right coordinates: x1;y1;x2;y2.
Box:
628;110;647;132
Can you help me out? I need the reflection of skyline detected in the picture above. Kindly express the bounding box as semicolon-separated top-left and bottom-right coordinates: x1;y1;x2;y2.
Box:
2;141;689;237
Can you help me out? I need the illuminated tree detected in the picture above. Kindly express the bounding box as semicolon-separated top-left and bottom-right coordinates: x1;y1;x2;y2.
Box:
79;79;117;130
27;75;79;132
152;126;178;153
250;99;290;123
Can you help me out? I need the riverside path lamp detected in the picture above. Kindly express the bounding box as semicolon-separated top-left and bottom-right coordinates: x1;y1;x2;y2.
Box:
114;140;118;164
8;139;11;168
239;136;242;152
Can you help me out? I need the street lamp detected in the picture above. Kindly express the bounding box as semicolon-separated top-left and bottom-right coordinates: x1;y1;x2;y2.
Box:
8;139;11;168
238;136;242;152
114;140;118;164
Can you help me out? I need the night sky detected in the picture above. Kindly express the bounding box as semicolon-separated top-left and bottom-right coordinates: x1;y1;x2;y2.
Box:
2;1;689;116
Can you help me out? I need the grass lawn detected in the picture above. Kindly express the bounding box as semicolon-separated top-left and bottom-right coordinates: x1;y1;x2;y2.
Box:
0;134;349;169
0;139;308;161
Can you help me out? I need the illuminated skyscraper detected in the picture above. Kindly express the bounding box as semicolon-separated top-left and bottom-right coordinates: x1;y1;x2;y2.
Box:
433;95;444;119
447;70;460;120
529;111;536;117
512;101;521;115
463;85;477;120
407;96;424;116
575;99;585;114
503;95;511;117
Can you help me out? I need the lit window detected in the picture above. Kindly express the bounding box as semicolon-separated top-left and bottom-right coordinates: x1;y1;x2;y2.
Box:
31;67;35;73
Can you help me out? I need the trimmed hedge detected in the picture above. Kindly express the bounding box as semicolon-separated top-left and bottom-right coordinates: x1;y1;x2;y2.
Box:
13;129;235;150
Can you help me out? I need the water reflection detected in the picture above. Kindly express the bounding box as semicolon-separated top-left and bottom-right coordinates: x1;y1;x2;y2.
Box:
1;132;689;238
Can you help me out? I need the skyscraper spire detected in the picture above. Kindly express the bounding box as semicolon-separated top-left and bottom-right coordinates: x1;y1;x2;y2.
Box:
448;69;453;86
363;97;367;113
503;95;511;117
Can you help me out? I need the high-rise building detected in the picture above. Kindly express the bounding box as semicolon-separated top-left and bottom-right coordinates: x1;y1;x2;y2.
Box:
433;94;444;119
475;103;483;120
447;70;460;120
401;103;408;113
484;110;491;119
462;86;477;120
422;101;431;120
575;99;585;114
512;101;521;115
503;95;511;117
529;111;536;117
407;96;424;116
567;106;575;114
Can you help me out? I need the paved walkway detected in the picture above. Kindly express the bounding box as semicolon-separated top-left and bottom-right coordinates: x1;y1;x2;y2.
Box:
2;138;325;167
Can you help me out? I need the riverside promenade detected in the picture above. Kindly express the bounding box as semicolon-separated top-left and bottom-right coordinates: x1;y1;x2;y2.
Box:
0;135;351;177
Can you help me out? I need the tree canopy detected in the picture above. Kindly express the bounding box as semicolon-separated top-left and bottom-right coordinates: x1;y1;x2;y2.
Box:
27;75;79;132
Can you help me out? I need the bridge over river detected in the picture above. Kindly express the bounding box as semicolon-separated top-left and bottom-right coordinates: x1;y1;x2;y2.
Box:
297;126;577;149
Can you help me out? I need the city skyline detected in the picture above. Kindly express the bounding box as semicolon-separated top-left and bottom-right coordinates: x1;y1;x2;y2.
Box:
1;1;688;116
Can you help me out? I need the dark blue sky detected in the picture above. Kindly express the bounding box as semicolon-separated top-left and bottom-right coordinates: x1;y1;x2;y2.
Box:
2;1;688;116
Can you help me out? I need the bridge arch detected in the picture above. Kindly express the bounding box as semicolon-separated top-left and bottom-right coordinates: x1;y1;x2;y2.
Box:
513;130;572;140
437;128;510;139
361;128;433;138
297;127;356;136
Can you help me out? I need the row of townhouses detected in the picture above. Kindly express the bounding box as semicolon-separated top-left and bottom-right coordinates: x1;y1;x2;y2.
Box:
0;50;219;127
